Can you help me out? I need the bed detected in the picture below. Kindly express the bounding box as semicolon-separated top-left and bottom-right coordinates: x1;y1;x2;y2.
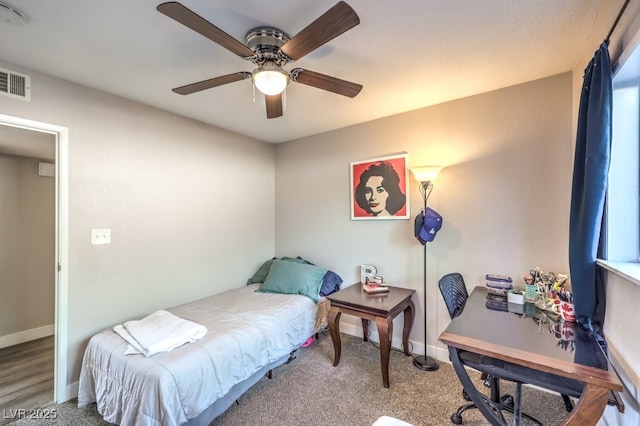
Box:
78;258;340;426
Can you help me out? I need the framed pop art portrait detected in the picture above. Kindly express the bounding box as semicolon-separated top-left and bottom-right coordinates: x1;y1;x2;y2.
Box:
350;153;410;220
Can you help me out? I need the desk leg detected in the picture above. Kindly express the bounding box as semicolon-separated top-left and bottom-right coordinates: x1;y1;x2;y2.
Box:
402;299;415;356
448;346;507;426
375;316;393;388
558;383;610;426
328;306;342;367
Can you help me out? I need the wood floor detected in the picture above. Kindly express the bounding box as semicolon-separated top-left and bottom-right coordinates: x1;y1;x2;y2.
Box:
0;336;54;425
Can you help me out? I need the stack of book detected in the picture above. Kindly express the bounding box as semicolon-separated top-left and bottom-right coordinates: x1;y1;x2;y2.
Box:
485;274;512;311
362;282;389;294
485;274;513;294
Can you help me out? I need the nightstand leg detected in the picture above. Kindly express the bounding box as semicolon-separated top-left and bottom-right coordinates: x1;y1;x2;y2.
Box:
328;306;342;367
375;316;393;388
402;299;415;356
361;318;369;341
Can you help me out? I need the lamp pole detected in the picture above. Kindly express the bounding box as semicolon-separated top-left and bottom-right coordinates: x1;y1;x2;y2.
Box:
413;180;440;371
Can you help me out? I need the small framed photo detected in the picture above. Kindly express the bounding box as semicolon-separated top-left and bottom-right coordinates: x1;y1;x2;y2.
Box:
350;153;409;220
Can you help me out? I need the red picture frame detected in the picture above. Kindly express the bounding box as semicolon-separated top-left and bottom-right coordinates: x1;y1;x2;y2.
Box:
350;154;409;220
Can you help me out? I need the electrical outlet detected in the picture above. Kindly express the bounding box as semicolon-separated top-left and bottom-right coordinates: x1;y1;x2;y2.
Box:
91;229;111;245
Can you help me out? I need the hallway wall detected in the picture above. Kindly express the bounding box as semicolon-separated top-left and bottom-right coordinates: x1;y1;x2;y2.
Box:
0;155;55;345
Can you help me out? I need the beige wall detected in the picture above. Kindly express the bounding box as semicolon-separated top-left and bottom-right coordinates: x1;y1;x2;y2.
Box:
0;59;276;391
276;73;573;356
0;155;55;337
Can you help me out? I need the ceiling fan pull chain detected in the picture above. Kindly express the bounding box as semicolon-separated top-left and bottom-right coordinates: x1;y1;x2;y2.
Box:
252;81;256;104
283;90;287;112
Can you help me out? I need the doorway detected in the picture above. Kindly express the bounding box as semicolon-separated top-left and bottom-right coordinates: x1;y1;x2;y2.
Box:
0;113;68;403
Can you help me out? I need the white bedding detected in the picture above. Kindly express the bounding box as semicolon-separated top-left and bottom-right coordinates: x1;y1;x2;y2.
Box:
78;284;327;426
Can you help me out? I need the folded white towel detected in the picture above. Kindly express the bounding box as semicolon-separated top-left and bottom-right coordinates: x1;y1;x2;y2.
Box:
113;324;145;355
113;310;207;357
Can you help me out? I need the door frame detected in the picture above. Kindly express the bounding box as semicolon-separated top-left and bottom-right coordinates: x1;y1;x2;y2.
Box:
0;113;69;403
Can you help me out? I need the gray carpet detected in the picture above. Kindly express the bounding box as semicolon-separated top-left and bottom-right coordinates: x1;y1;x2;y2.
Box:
8;332;571;425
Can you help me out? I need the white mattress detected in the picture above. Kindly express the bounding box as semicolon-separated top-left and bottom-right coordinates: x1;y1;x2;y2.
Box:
78;284;327;426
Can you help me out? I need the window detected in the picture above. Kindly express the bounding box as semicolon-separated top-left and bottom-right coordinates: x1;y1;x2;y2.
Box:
606;36;640;278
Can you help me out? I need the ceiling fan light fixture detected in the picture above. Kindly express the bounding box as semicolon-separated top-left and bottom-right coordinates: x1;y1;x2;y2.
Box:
253;63;289;96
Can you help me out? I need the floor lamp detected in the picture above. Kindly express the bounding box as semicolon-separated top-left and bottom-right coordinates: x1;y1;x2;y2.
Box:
410;166;442;371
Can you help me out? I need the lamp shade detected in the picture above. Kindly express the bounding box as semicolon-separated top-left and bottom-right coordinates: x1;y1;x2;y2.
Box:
253;63;289;96
410;166;442;183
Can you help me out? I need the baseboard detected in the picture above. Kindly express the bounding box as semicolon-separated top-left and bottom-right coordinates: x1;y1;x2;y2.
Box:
65;381;79;402
0;324;54;349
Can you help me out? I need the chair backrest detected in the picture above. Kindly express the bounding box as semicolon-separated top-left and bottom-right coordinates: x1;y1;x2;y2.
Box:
438;273;469;319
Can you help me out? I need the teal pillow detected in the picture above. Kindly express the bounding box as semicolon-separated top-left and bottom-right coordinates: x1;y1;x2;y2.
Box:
259;259;327;302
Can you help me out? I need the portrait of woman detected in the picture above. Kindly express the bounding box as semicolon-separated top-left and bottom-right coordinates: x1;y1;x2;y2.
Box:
350;154;409;220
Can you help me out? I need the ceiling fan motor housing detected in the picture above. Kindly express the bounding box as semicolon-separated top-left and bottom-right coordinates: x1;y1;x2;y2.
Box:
245;27;290;66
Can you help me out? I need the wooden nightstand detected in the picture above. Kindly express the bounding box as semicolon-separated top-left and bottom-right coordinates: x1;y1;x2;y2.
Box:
326;283;415;388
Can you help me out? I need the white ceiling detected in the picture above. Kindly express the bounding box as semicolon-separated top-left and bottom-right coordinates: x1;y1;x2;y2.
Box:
0;0;602;144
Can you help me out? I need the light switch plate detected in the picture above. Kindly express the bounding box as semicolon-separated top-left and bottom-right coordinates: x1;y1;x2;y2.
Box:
91;229;111;245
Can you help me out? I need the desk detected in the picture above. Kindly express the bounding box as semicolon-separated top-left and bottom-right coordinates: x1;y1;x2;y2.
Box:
439;286;623;426
326;284;415;388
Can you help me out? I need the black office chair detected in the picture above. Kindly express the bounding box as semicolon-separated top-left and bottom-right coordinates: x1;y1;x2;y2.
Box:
439;272;469;320
438;273;543;425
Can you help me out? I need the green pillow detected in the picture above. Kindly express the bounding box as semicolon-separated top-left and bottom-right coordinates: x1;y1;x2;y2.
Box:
280;256;309;264
246;256;309;284
246;258;275;284
259;259;327;302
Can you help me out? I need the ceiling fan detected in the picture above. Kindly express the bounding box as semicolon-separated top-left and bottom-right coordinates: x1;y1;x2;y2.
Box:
157;1;363;119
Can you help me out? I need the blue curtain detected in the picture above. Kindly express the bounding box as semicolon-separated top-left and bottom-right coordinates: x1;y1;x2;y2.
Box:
569;42;613;330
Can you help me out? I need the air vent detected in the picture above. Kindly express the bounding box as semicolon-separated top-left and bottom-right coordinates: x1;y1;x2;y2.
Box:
0;67;31;101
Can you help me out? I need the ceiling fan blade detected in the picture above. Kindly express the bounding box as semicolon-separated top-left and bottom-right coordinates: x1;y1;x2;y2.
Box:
290;68;362;98
280;1;359;61
265;95;283;119
172;72;251;95
157;2;255;58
